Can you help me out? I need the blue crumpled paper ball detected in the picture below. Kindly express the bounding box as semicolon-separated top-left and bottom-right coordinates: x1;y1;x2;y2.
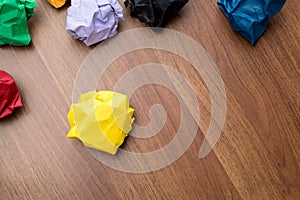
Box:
217;0;286;45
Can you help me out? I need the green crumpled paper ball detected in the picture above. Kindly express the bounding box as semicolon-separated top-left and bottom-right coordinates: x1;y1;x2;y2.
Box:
0;0;36;46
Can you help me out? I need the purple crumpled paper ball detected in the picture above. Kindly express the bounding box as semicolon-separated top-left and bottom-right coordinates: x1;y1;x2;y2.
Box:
66;0;123;46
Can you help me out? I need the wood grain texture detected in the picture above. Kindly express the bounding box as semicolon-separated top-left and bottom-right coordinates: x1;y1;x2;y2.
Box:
0;0;299;199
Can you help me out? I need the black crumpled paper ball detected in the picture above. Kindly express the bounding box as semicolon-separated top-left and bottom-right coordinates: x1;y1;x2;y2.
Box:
124;0;189;27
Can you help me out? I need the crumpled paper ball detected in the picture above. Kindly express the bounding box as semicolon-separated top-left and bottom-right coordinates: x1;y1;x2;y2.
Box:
67;91;134;155
0;70;23;119
217;0;286;45
0;0;36;46
47;0;66;8
124;0;189;27
66;0;123;46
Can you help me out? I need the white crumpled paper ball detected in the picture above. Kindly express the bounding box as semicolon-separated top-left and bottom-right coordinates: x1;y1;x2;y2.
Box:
66;0;123;46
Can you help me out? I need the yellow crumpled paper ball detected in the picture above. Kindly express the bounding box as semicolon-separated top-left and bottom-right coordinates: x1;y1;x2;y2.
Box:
47;0;66;8
67;91;134;155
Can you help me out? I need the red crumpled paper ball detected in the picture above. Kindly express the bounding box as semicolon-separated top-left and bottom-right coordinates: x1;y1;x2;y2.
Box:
0;70;23;118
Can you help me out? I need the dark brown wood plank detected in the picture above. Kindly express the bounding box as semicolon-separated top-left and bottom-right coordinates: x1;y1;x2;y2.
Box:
0;0;299;199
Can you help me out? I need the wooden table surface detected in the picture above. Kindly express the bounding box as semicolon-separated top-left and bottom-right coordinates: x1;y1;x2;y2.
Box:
0;0;299;199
